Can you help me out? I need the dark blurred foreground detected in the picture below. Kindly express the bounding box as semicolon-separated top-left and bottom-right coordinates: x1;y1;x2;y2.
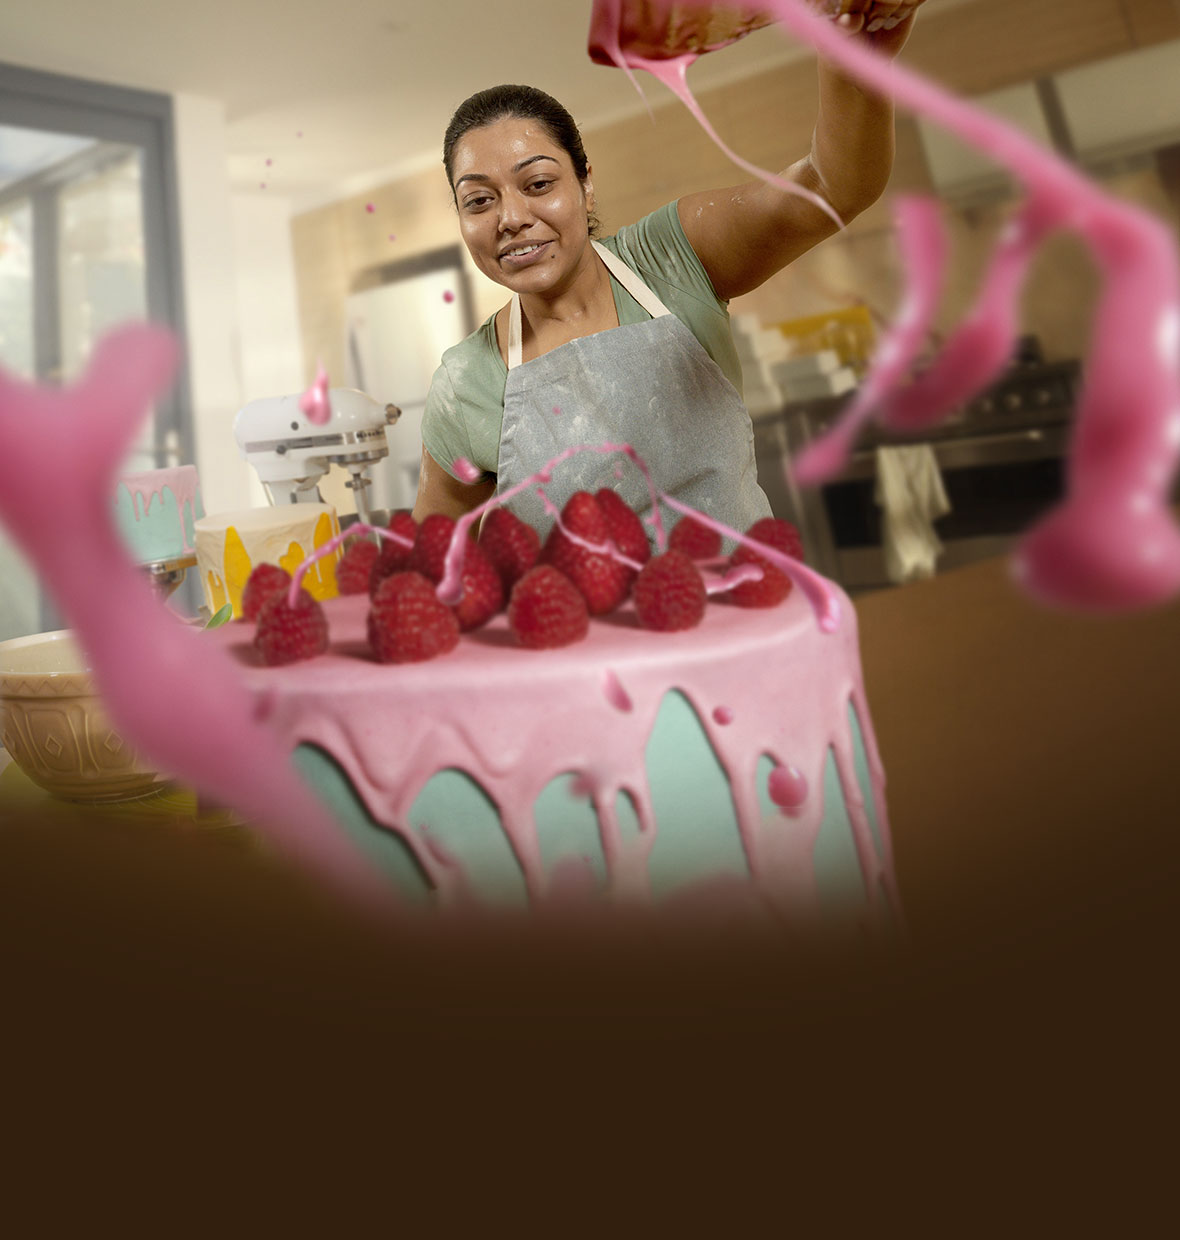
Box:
1;778;1174;1226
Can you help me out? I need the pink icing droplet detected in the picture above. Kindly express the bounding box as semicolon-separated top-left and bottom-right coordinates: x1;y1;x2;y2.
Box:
442;289;455;303
602;668;633;713
388;234;397;242
452;456;482;484
768;764;809;812
259;182;267;190
365;203;375;214
265;158;273;166
552;405;562;416
712;706;734;726
298;361;331;426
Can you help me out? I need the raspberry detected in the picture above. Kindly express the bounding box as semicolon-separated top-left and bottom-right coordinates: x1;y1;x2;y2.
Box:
253;587;329;666
449;539;504;632
595;488;651;571
729;517;803;608
368;572;460;664
668;514;722;560
241;562;292;622
335;538;380;594
633;550;707;632
540;491;632;616
369;511;418;596
409;513;460;583
479;506;541;591
508;565;590;650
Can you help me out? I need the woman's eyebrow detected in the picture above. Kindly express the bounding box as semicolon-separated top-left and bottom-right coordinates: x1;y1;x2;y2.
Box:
455;154;560;188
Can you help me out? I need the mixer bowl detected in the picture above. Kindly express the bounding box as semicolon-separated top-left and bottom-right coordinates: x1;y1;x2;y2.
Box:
0;630;167;803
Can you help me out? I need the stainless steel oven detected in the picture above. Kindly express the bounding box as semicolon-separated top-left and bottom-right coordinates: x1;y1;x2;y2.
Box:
753;358;1083;592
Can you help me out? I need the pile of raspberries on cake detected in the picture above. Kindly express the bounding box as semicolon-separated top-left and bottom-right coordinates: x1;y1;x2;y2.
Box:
246;492;802;666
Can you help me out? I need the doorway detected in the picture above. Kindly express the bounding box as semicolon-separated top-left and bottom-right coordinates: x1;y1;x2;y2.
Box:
0;61;190;639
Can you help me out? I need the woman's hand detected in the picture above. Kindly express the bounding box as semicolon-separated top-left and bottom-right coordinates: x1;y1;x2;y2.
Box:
822;1;929;60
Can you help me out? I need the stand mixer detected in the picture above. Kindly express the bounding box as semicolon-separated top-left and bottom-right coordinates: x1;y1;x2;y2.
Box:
233;388;401;525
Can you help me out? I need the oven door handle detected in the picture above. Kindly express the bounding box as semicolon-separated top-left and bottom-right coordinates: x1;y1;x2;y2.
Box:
849;425;1069;473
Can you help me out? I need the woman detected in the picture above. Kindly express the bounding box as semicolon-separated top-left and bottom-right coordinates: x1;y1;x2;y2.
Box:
413;0;927;533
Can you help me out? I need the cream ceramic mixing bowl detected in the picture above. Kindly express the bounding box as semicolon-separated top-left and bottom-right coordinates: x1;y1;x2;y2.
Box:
0;630;166;802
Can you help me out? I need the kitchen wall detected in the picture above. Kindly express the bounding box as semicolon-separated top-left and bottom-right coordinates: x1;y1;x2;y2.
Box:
174;92;291;515
290;0;1180;392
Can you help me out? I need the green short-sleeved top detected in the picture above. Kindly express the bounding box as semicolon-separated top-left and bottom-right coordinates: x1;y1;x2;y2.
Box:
421;201;743;481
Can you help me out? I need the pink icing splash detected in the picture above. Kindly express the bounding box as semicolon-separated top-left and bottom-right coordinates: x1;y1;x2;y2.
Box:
0;326;398;915
713;705;734;726
596;0;1180;612
602;668;634;712
298;360;331;425
442;290;456;304
452;456;483;484
365;203;375;214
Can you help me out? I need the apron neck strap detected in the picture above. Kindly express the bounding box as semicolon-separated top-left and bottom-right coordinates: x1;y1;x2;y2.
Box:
507;240;673;371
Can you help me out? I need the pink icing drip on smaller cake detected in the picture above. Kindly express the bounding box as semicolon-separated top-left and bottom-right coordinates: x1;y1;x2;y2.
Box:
119;466;203;554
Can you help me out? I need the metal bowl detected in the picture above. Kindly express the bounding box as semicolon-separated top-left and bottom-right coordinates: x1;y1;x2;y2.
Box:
0;630;167;803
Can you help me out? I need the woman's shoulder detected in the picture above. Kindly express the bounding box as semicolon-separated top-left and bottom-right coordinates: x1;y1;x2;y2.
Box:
606;202;727;312
440;310;503;369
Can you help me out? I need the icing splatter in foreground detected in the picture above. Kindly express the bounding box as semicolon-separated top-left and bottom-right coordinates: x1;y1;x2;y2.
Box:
0;327;398;914
593;0;1180;611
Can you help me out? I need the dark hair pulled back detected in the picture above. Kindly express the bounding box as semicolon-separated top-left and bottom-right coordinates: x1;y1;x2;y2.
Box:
443;84;600;236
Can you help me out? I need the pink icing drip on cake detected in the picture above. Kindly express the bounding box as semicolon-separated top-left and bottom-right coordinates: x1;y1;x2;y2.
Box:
207;582;896;922
119;466;203;554
594;0;1180;611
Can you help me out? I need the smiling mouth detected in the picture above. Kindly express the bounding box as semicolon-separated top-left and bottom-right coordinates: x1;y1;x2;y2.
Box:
500;242;548;262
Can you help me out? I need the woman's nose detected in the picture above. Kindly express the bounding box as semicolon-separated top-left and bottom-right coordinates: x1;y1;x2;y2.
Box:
497;189;532;232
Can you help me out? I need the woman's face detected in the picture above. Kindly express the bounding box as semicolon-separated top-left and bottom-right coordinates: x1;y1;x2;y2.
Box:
450;117;595;296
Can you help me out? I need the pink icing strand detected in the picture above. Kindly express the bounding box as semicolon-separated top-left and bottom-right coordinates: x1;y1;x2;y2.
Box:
298;360;331;425
661;492;841;631
427;439;840;630
0;326;400;916
437;441;666;605
791;194;948;483
601;0;1180;612
287;520;414;608
589;0;844;228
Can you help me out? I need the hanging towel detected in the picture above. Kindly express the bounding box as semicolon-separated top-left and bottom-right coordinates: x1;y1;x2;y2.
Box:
874;445;951;584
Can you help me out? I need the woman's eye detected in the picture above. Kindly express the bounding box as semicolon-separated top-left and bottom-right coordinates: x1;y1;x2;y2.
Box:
527;179;554;193
463;195;493;211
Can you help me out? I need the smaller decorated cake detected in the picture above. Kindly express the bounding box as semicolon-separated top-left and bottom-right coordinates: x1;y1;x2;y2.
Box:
195;504;342;619
114;466;204;566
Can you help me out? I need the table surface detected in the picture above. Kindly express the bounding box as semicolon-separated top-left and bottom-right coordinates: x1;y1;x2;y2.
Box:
854;552;1180;937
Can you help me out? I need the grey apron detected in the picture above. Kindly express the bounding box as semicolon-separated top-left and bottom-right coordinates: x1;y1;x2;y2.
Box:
495;241;772;541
